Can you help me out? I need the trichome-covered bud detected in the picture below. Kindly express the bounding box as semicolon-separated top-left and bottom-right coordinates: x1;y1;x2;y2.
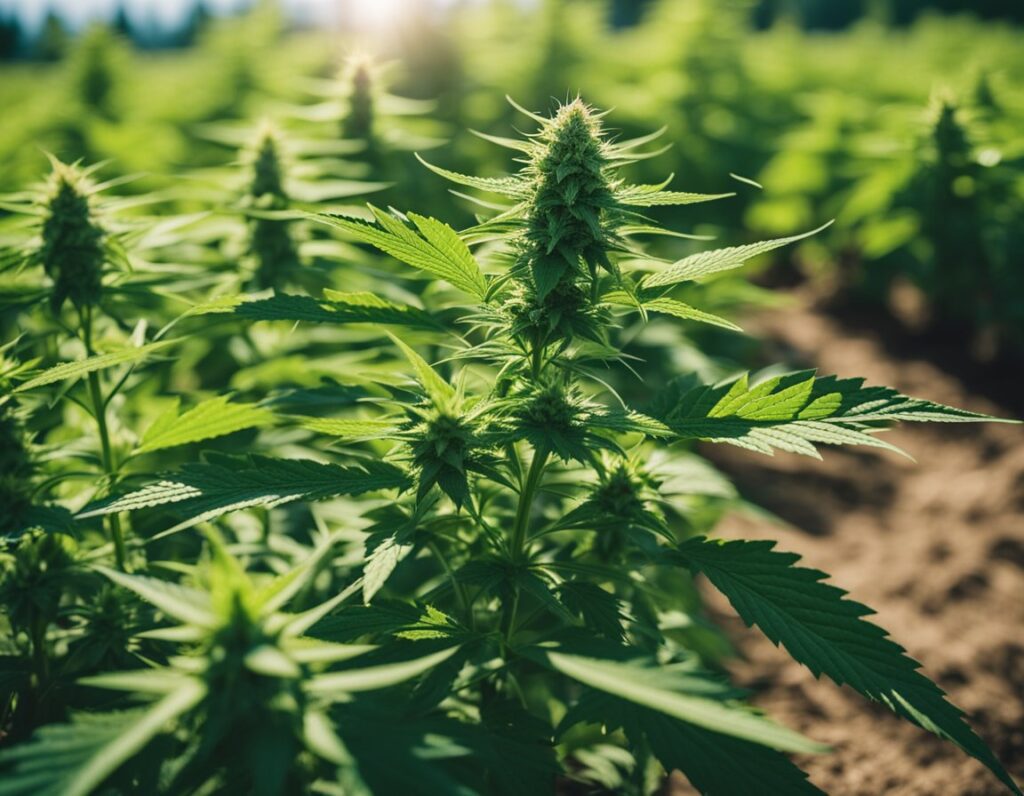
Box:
409;407;482;508
39;161;106;312
587;458;667;559
521;98;618;300
593;461;654;520
506;380;596;463
505;279;605;348
244;124;300;290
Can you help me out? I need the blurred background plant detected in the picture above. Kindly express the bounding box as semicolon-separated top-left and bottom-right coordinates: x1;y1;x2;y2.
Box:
3;0;1020;361
1;1;1022;792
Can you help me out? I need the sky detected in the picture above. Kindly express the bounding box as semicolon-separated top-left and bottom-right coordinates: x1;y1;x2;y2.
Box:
0;0;443;31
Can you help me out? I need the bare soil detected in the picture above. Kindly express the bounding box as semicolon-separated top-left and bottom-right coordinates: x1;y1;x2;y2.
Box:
679;289;1024;795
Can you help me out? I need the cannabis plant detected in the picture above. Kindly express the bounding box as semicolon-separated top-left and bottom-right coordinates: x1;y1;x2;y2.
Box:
1;99;1020;795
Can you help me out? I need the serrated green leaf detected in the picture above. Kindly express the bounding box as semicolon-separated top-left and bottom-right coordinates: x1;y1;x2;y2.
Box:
631;295;742;332
674;537;1021;795
642;222;833;288
137;396;274;454
314;207;487;299
386;332;455;405
616;187;735;207
293;416;402;439
363;533;414;604
415;154;531;199
191;292;441;330
13;340;177;394
79;456;411;535
655;371;1007;458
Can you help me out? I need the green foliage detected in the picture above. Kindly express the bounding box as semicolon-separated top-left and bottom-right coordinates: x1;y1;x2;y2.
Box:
0;16;1020;794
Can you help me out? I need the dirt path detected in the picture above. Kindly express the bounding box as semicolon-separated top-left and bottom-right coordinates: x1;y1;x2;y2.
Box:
693;290;1024;795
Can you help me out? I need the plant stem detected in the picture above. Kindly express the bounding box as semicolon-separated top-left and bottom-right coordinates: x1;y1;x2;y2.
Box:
502;446;550;645
81;306;127;571
510;447;549;563
428;539;473;630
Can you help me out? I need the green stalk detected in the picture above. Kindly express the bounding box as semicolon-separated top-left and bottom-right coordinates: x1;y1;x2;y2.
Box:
502;446;550;645
81;306;127;571
429;539;473;630
510;446;549;564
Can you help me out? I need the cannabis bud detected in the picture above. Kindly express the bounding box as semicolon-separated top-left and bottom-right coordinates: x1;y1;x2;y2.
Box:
521;99;618;301
244;125;300;290
409;408;481;508
39;162;106;312
0;403;33;539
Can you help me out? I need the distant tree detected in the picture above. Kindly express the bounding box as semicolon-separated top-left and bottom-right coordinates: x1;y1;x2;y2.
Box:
70;25;121;117
0;13;21;61
112;3;136;43
36;11;68;61
179;1;213;48
609;0;652;29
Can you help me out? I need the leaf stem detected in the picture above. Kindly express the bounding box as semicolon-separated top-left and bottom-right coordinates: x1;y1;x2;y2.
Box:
80;305;128;571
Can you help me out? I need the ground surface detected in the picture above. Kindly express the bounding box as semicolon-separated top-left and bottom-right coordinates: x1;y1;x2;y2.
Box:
674;289;1024;795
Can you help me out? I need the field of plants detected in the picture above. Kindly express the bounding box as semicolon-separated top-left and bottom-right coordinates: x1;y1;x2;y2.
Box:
0;1;1022;794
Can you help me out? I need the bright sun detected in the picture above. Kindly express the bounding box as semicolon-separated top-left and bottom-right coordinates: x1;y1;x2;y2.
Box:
341;0;418;31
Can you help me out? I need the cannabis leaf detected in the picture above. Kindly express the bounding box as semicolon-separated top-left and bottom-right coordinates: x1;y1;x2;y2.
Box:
0;680;206;796
136;396;275;454
562;691;825;796
12;340;177;393
79;455;411;535
654;370;1005;458
641;222;833;288
604;290;741;331
191;291;441;330
314;205;488;299
532;648;824;754
673;537;1022;795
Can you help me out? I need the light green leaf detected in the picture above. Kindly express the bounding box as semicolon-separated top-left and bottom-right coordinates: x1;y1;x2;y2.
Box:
313;207;487;299
655;371;1007;458
386;332;456;405
294;416;402;439
642;222;833;288
617;187;735;207
190;292;440;330
95;566;214;627
363;533;414;604
137;396;274;454
414;154;530;199
13;340;177;394
604;291;741;332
